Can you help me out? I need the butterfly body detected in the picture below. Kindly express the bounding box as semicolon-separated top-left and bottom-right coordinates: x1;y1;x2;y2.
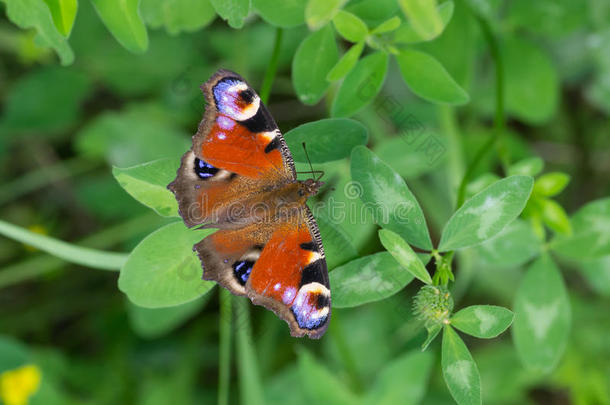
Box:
168;70;330;338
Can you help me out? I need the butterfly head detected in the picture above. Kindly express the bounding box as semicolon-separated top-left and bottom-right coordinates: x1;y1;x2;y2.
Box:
300;178;325;197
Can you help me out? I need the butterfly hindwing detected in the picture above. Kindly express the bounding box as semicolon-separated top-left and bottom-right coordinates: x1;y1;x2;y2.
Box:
194;220;275;296
195;207;331;338
247;207;330;338
169;69;295;227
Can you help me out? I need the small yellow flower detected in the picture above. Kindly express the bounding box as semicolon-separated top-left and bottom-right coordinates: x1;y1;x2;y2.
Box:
0;365;41;405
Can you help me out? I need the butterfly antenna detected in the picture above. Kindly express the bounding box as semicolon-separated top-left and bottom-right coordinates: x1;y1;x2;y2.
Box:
301;142;325;181
302;142;315;174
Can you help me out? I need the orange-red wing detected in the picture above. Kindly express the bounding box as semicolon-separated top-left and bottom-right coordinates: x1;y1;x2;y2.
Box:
193;208;330;339
168;69;296;227
194;69;295;182
246;209;330;339
200;115;286;179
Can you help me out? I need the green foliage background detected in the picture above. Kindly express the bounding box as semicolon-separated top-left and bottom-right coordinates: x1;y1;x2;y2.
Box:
1;0;609;404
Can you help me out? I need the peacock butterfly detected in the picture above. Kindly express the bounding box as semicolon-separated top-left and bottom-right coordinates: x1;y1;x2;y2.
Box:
168;69;330;338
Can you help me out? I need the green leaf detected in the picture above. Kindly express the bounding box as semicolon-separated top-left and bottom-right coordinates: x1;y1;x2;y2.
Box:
513;255;571;373
416;0;473;87
0;220;127;271
552;197;610;259
75;176;145;221
438;176;534;251
284;118;368;163
474;219;541;269
118;222;215;308
363;350;434;405
345;0;398;27
451;305;514;338
43;0;77;36
421;324;441;351
331;51;389;117
253;0;305;28
298;350;358;405
463;0;501;20
330;252;414;308
533;172;570;197
127;295;209;338
374;137;443;179
504;37;559;124
507;0;588;38
0;67;91;135
442;326;482;405
292;25;339;105
393;1;453;43
1;0;74;64
75;109;190;167
351;146;432;250
578;255;610;298
378;229;432;284
466;173;501;198
540;198;572;235
326;41;365;81
396;48;469;105
112;159;180;218
398;0;443;41
91;0;149;53
305;0;347;30
0;336;30;373
141;0;216;34
370;16;401;34
313;212;358;270
507;156;545;177
210;0;250;28
332;10;368;42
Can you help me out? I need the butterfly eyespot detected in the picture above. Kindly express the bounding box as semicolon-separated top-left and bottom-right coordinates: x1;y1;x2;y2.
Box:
316;293;330;309
239;88;255;103
233;259;254;285
194;158;219;180
290;282;330;330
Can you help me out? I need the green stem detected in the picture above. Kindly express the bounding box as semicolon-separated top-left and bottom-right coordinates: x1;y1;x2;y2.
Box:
455;14;505;208
439;106;464;207
235;298;265;405
0;213;166;289
0;220;128;271
218;288;232;405
330;310;363;392
259;28;283;105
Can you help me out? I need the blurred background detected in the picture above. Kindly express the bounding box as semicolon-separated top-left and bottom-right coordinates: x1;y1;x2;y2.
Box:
1;0;609;404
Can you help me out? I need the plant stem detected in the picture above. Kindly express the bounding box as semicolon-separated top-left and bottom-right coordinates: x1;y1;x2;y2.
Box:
218;288;232;405
455;14;505;208
259;28;283;105
0;219;129;271
0;213;166;289
330;310;363;392
235;298;265;405
439;106;464;207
